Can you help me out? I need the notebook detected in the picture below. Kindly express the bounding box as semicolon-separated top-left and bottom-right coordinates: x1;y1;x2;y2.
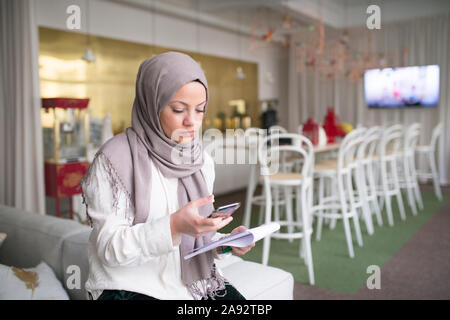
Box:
184;222;280;260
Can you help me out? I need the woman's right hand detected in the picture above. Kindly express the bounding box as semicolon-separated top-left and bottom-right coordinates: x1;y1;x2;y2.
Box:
170;194;233;239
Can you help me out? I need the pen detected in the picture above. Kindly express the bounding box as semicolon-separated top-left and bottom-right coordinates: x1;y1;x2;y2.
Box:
221;246;232;254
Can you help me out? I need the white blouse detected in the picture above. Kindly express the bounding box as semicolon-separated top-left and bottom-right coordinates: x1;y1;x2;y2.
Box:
82;150;229;300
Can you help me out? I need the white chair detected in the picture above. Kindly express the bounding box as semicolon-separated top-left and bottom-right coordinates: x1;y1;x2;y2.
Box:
377;124;406;226
311;129;366;258
314;128;368;231
244;125;301;228
416;122;443;201
269;125;288;134
242;127;290;229
258;133;315;285
355;127;383;229
398;123;423;215
243;128;268;228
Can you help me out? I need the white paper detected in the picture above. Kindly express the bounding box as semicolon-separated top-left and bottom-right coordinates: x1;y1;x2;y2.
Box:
184;222;280;260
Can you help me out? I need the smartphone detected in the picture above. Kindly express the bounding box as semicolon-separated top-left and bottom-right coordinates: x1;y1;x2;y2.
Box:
208;202;241;219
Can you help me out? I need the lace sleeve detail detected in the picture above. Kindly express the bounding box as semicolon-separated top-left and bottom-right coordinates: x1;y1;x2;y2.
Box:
81;152;134;227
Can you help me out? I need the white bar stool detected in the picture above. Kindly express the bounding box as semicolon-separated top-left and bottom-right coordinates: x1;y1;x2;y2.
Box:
377;124;406;226
314;128;367;233
416;122;443;201
258;133;315;285
243;128;267;228
243;126;295;229
355;126;383;228
311;130;365;258
398;123;423;215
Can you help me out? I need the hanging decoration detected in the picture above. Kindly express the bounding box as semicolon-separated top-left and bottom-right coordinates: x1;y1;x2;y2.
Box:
249;26;263;53
262;28;274;42
282;15;292;29
295;42;304;73
245;5;393;81
291;24;393;82
316;18;325;54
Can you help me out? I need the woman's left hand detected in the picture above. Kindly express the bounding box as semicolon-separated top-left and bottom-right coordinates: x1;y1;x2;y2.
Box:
228;226;255;256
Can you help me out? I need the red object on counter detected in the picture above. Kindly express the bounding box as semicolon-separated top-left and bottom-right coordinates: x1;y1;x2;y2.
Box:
42;97;89;109
44;161;89;219
322;107;346;144
302;117;319;145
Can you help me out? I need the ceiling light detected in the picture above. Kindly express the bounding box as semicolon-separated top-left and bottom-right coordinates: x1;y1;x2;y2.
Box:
82;48;96;62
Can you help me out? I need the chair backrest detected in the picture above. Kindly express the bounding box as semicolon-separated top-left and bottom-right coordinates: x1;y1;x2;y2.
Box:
379;124;404;158
244;127;267;164
269;125;288;135
245;127;267;137
404;123;421;156
357;126;382;162
430;122;443;152
258;133;314;180
338;135;364;171
337;127;367;170
339;127;366;150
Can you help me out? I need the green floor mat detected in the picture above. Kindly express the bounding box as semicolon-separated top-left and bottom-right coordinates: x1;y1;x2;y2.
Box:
220;191;450;294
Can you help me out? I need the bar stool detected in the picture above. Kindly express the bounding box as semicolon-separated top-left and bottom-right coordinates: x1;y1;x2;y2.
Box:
243;128;267;228
416;122;443;201
258;133;315;285
269;125;288;134
314;128;367;233
243;126;295;229
398;123;423;215
377;124;406;226
355;126;383;228
311;129;365;258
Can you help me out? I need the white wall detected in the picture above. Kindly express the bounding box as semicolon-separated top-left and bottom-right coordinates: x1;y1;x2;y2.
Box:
345;0;450;28
35;0;289;128
284;0;450;29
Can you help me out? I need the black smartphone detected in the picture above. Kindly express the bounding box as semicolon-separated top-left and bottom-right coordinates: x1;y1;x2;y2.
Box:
208;202;241;219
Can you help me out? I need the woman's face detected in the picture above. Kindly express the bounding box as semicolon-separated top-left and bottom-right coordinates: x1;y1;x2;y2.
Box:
160;81;206;144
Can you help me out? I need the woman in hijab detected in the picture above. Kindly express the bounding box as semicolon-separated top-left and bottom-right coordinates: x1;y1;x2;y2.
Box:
81;52;254;300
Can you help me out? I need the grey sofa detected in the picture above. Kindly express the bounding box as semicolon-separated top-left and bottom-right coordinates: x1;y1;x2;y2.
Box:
0;204;293;300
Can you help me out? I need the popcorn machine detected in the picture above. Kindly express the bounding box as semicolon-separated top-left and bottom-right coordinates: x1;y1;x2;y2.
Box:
41;98;90;219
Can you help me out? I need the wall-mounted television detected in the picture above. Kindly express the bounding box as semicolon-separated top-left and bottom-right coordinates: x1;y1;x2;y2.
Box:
364;65;440;108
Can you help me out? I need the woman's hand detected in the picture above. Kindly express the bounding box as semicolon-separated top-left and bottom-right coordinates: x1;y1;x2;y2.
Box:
222;226;255;256
170;194;233;240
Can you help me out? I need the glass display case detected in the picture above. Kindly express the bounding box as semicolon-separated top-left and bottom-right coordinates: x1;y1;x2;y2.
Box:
41;98;90;163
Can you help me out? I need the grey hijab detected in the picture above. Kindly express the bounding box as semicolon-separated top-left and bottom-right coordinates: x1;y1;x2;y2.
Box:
83;52;226;299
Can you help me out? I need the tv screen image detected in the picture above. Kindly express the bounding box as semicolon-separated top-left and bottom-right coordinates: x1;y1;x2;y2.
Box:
364;65;440;108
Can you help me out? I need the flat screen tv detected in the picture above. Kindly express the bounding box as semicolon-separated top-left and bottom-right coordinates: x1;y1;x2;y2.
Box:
364;65;440;108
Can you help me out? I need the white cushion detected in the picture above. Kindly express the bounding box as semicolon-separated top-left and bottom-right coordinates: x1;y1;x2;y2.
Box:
215;254;243;269
221;259;294;300
0;261;69;300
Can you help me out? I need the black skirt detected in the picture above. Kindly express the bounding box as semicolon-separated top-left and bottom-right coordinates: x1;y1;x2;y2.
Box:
96;282;246;300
